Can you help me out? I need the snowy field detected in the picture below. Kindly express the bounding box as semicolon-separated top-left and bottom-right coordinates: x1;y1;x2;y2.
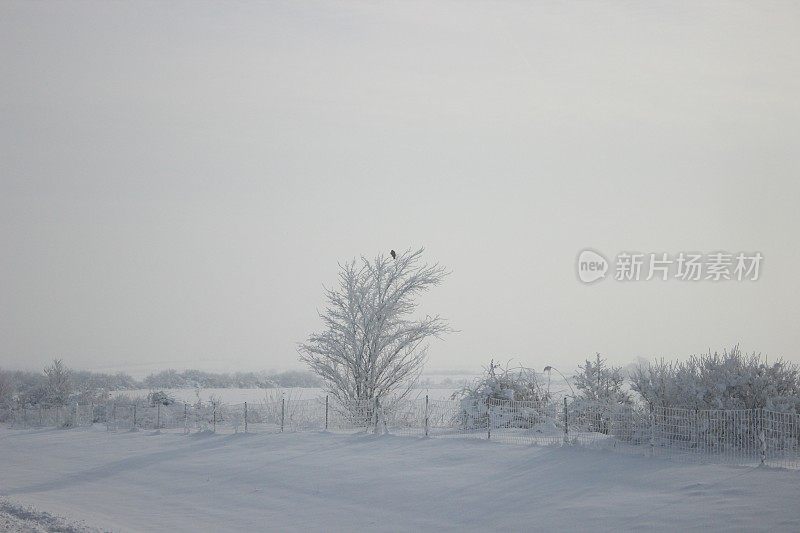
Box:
1;426;798;532
111;387;462;404
110;374;570;404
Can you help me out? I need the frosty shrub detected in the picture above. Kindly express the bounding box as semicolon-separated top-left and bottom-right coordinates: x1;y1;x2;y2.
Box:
0;371;14;422
574;353;631;405
259;389;295;424
43;359;72;407
631;345;800;412
111;392;137;405
568;354;632;435
148;390;176;407
188;393;223;430
452;361;551;429
0;369;13;409
453;360;550;403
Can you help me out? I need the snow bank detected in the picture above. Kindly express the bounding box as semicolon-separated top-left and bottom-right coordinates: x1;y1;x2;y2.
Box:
0;498;97;532
0;426;798;531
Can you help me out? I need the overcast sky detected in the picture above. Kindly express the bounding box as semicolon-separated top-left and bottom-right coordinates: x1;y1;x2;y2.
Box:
2;1;799;377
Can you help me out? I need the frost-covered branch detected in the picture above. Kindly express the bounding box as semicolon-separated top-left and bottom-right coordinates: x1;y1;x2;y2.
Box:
299;248;450;403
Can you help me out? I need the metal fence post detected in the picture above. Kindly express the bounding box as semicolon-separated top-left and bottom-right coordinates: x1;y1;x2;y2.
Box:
213;402;217;432
157;403;161;429
133;404;137;428
325;395;329;431
487;397;491;440
649;404;655;457
244;402;248;433
39;405;43;427
759;409;767;466
424;395;429;437
563;397;569;445
281;398;285;433
184;403;188;434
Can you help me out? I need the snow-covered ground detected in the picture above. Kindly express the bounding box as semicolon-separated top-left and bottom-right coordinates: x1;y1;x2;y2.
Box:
1;426;798;532
0;498;96;532
111;387;462;404
110;373;571;404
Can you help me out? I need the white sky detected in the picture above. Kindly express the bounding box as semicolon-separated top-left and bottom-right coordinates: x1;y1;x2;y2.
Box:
2;1;799;376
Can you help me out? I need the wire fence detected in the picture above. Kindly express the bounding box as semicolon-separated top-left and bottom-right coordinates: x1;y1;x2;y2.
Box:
4;397;799;469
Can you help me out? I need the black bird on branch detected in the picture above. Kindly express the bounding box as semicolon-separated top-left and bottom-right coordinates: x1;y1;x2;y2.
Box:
390;250;396;259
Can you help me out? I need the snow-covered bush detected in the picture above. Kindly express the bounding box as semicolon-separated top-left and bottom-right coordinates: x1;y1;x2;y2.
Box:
568;354;632;433
189;393;222;431
574;353;631;405
0;369;13;409
569;353;631;435
452;361;551;429
43;359;72;406
453;360;550;403
147;390;176;407
631;345;800;413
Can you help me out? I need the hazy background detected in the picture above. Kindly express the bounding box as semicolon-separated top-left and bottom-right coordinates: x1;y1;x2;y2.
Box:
2;1;799;377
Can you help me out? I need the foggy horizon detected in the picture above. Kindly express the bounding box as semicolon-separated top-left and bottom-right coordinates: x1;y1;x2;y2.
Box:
3;1;799;378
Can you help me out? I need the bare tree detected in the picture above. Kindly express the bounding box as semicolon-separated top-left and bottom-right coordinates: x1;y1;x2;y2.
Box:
43;359;73;406
300;248;450;403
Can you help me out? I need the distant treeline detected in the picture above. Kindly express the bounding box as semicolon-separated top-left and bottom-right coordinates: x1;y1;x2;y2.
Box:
0;362;323;408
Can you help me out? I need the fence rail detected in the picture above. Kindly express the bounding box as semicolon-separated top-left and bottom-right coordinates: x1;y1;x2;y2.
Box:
4;397;799;469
